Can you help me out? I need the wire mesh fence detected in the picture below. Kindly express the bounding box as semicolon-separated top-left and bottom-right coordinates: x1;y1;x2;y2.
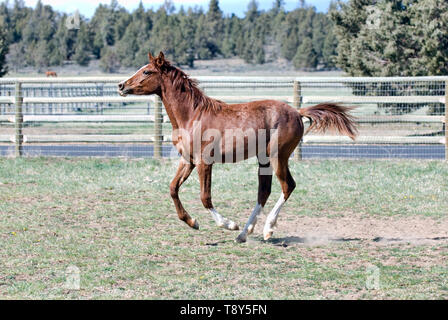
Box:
295;77;446;159
0;76;446;160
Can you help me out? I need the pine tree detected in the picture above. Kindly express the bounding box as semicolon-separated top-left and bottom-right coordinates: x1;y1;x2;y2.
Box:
176;8;196;66
321;1;338;68
413;0;448;75
332;0;448;114
293;37;317;69
322;28;337;68
0;0;337;71
221;15;240;58
332;0;422;76
99;46;120;73
271;0;284;16
31;41;49;72
195;14;213;59
0;2;13;44
7;43;25;73
116;21;139;67
73;23;91;66
253;38;265;64
193;0;223;60
0;27;9;76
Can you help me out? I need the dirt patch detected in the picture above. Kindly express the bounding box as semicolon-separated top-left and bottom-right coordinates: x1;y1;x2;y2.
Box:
264;212;448;246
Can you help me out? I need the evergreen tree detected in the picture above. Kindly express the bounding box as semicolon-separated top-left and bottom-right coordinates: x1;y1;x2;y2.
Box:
332;0;448;114
280;8;309;61
73;23;91;66
271;0;284;16
204;0;224;56
0;0;336;71
322;28;337;68
176;8;196;66
99;46;120;73
311;13;327;64
7;42;25;73
221;14;240;58
195;14;214;59
331;0;430;76
31;41;49;72
413;0;448;75
115;20;139;67
238;0;267;64
293;36;317;69
53;14;76;62
0;2;13;44
321;1;338;68
0;27;9;76
90;3;119;58
253;38;265;64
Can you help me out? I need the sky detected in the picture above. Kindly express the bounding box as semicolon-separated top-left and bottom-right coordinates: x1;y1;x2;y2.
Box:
4;0;334;17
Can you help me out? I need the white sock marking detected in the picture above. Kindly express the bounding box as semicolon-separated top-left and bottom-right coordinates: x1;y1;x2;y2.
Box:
263;194;286;239
209;208;238;230
236;203;263;243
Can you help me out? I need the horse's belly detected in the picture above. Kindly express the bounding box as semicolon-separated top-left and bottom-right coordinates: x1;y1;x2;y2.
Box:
213;133;260;163
174;129;266;164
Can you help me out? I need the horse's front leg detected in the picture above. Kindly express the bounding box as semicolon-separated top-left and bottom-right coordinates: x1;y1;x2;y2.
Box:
170;159;198;229
197;163;239;231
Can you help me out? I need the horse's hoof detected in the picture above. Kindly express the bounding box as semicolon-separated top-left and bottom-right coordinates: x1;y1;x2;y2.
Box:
227;221;240;231
190;219;199;230
247;224;255;235
219;219;239;231
235;233;247;243
263;230;273;241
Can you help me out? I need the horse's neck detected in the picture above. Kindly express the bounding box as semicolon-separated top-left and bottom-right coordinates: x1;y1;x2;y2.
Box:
159;77;195;130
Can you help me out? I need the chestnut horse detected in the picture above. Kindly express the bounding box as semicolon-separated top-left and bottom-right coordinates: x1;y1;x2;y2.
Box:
46;71;57;77
118;52;357;243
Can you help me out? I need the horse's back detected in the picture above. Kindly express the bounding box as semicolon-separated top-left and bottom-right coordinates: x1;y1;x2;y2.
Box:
197;99;304;162
221;99;303;132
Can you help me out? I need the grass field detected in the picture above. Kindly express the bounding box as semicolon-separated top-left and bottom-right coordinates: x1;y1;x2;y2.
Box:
1;157;448;299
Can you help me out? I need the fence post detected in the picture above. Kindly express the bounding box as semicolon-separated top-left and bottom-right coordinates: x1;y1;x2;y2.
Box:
293;80;302;160
153;95;163;159
445;80;448;161
15;81;23;157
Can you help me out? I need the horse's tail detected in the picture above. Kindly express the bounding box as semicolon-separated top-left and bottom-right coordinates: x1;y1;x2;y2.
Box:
298;103;358;140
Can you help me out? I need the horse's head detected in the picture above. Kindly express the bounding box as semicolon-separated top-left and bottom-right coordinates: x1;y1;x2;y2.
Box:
118;51;167;96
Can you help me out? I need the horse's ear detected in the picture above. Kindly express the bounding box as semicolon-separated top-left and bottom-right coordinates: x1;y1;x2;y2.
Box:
154;51;166;69
148;52;154;62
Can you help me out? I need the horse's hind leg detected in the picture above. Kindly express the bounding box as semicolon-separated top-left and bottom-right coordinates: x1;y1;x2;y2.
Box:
236;162;272;243
197;163;239;231
170;159;198;229
263;156;296;240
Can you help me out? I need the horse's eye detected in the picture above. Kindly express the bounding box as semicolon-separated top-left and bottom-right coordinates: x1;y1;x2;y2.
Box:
143;70;152;76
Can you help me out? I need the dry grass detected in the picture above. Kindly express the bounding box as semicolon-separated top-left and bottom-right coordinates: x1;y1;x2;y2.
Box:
0;157;447;299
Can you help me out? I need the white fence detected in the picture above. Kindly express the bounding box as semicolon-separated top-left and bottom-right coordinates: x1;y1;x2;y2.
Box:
0;76;447;159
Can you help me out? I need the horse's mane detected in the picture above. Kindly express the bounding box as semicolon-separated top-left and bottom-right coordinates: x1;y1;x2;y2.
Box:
163;63;225;113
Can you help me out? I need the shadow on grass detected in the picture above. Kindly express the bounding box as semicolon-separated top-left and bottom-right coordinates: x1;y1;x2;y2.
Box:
263;235;448;247
267;236;362;247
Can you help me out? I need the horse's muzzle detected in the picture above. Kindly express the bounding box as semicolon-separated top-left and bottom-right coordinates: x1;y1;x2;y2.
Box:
118;89;129;97
117;82;132;96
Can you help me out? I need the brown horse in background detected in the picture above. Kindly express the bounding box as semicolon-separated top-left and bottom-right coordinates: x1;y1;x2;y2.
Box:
46;71;57;77
118;52;357;243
